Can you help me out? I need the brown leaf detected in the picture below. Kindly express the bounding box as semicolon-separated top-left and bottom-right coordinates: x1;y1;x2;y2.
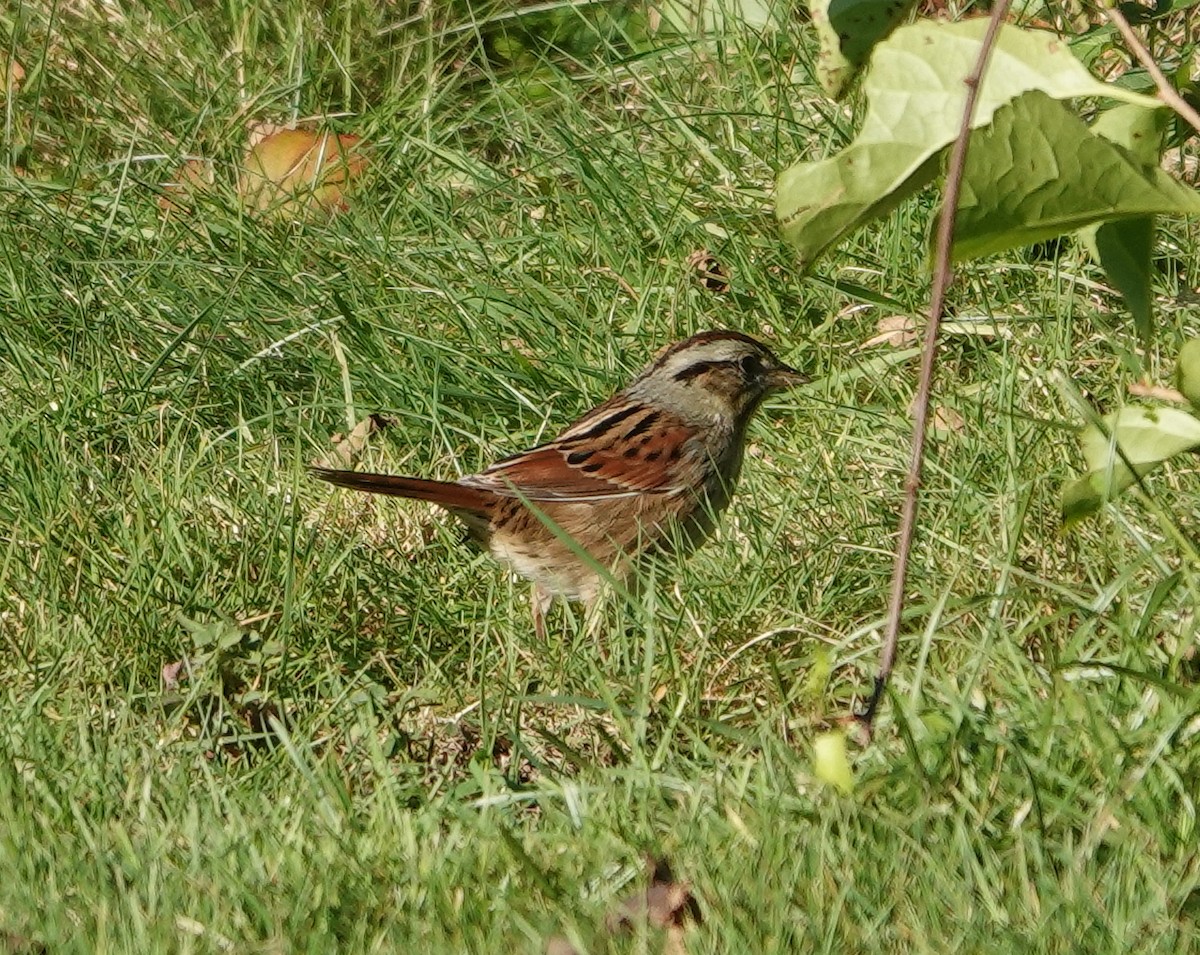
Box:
684;249;730;293
546;857;700;955
932;405;965;435
240;128;367;219
605;857;701;933
1128;382;1186;404
320;413;390;469
245;120;288;150
862;315;917;349
161;658;188;690
158;158;215;215
0;930;46;955
1;58;25;97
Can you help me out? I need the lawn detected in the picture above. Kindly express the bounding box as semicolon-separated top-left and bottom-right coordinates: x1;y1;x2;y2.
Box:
1;2;1198;952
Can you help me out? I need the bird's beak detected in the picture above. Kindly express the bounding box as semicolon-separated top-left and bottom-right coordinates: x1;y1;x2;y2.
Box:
767;364;809;391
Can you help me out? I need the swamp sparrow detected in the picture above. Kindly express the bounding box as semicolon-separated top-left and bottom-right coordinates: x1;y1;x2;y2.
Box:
313;330;806;634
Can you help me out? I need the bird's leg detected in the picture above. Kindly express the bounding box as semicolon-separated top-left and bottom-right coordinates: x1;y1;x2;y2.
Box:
531;586;551;640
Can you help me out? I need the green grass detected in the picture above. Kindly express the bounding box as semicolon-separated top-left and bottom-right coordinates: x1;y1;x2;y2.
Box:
2;1;1199;951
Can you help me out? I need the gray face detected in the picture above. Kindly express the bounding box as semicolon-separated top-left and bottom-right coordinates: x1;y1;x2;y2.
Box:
630;331;807;420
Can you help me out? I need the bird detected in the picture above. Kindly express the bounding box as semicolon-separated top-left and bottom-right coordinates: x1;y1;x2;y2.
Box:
312;330;807;636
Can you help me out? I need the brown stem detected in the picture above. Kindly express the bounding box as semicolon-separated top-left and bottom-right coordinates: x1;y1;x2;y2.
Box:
856;0;1013;734
1104;4;1200;137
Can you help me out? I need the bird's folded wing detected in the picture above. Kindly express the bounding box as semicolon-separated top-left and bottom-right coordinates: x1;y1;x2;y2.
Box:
464;411;701;502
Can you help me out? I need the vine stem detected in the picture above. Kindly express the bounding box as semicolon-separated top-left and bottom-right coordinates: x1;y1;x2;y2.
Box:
856;0;1013;735
1104;4;1200;137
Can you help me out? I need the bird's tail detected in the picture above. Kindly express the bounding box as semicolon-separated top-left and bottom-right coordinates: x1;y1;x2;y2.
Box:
309;466;492;515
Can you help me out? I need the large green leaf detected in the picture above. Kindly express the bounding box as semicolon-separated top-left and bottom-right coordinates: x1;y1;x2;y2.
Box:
810;0;918;99
1062;405;1200;526
1079;104;1170;345
1089;101;1169;166
954;92;1198;260
776;20;1159;270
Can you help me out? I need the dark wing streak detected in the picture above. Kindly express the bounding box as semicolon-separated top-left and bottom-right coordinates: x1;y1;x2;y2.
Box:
553;394;642;443
464;413;699;502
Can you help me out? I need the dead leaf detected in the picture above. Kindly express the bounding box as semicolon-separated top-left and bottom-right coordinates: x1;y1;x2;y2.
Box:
240;128;367;219
245;120;288;150
862;315;917;349
0;930;45;955
320;413;390;469
547;857;700;955
685;249;730;293
932;405;965;435
158;158;215;215
175;915;234;951
1128;382;1186;404
605;857;701;935
1;57;25;97
840;709;874;746
162;658;189;690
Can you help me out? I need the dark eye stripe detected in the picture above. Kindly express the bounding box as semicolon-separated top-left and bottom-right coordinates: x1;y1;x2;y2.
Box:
673;359;736;382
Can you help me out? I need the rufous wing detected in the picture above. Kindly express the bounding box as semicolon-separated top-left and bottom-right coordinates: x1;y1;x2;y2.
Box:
464;403;702;501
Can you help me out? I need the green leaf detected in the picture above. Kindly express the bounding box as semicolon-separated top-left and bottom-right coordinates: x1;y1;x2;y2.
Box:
1081;405;1200;473
1091;102;1169;165
776;20;1160;270
1078;104;1169;346
179;614;243;651
1174;338;1200;411
1062;404;1200;525
954;91;1200;260
654;0;777;33
1092;217;1155;346
813;730;854;794
810;0;918;98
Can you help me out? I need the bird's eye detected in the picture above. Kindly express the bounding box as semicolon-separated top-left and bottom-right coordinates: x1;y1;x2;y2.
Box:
738;353;763;377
